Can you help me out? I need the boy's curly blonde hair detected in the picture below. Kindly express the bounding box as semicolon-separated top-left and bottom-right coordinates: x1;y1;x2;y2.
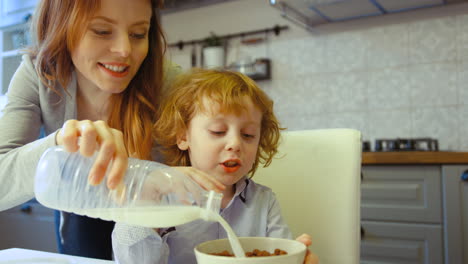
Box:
153;68;284;177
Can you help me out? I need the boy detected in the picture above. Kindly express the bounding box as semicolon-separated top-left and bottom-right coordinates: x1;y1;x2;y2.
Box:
112;69;318;264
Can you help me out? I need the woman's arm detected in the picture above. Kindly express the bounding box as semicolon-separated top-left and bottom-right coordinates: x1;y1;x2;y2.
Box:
0;55;57;211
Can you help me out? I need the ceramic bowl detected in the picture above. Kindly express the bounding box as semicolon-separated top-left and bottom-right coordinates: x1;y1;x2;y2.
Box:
194;237;306;264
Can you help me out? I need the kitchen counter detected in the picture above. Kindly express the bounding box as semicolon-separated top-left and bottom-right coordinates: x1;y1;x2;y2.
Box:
362;151;468;165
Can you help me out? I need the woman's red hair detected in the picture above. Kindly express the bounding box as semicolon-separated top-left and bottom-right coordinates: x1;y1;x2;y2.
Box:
30;0;166;160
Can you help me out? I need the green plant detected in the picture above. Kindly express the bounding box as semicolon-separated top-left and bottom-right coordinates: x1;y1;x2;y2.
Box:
203;32;223;47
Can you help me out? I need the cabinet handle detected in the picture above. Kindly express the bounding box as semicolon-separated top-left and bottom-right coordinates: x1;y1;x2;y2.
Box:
462;170;468;182
361;226;365;239
20;204;32;213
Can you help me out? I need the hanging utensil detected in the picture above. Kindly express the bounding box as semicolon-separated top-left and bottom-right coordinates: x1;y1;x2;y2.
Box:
191;42;197;67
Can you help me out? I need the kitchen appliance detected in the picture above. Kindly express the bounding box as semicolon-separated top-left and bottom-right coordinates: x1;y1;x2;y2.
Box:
370;138;439;152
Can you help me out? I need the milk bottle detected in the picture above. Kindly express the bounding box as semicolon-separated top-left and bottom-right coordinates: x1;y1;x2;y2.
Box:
34;146;223;227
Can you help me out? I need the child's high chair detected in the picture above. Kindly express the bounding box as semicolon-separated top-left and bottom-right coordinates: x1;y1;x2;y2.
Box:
254;129;362;264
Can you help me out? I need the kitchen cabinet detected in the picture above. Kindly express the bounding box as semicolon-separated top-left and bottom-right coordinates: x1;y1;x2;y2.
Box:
0;200;57;252
441;165;468;264
360;165;443;264
360;159;468;264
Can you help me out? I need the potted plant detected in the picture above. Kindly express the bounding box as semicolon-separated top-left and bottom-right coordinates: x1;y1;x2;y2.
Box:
202;32;225;68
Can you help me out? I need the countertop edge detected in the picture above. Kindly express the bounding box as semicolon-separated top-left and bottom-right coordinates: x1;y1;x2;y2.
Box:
362;151;468;165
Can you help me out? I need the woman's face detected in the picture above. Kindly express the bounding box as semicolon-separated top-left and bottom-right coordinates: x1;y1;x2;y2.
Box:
71;0;152;95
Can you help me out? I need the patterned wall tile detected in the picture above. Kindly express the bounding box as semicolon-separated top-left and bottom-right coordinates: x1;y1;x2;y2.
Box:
411;106;460;151
459;105;468;151
266;76;329;120
266;40;297;81
457;60;468;105
408;16;457;64
325;31;368;72
408;63;457;107
279;114;324;131
456;14;468;61
166;10;466;150
293;114;333;131
326;112;370;140
366;23;409;69
283;112;369;139
265;79;310;128
327;72;368;112
261;37;329;81
368;68;411;110
271;37;328;76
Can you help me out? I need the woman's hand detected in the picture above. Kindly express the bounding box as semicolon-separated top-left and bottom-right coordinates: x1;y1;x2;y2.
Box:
296;233;319;264
56;119;128;189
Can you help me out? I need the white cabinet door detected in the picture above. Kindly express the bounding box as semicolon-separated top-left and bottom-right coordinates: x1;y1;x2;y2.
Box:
361;166;442;223
441;165;468;264
360;221;443;264
0;0;37;28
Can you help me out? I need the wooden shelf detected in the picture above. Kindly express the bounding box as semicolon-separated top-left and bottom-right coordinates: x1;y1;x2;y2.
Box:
362;151;468;165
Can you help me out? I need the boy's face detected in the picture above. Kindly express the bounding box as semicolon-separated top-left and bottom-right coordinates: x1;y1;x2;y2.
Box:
177;96;262;188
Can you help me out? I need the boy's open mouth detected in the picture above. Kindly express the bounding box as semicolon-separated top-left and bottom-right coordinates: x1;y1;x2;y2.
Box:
221;159;241;173
223;161;239;167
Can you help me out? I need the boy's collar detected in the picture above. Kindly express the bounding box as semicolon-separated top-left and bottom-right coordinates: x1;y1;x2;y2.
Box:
233;177;250;203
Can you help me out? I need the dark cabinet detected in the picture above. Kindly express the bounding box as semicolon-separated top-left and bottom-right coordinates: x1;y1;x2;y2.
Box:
0;200;57;252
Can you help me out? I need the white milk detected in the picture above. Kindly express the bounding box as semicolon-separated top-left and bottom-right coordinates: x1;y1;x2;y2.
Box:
77;206;204;228
76;206;246;258
207;210;246;258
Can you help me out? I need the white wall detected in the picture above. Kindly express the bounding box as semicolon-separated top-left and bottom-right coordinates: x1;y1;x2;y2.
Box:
162;0;468;151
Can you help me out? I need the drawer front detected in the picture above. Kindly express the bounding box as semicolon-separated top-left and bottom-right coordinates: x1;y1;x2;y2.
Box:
361;166;441;223
0;201;57;252
361;221;443;264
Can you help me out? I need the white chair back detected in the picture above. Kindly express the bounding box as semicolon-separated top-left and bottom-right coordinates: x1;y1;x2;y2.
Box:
254;129;362;264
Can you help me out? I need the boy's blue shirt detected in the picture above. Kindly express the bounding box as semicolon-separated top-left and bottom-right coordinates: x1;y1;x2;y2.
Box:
112;177;292;264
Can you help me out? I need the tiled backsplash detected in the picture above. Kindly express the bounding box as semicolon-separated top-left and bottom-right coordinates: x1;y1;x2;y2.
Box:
164;2;468;151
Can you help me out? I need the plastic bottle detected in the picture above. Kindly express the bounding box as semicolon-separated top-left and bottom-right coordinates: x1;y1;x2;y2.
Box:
34;146;222;228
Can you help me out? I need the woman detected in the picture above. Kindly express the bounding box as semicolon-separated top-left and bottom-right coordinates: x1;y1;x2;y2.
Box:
0;0;223;260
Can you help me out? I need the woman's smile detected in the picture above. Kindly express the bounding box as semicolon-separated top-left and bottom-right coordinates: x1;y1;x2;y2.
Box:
98;62;130;78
